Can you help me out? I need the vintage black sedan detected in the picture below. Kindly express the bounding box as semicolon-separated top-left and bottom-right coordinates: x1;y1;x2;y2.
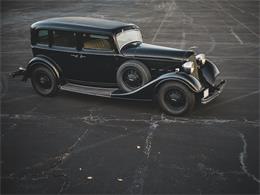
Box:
12;17;226;115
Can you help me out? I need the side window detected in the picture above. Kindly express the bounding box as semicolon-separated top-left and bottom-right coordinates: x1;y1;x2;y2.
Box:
82;34;114;51
37;30;49;45
52;30;76;48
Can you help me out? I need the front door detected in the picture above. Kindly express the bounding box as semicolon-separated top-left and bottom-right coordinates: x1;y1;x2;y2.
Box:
76;33;119;86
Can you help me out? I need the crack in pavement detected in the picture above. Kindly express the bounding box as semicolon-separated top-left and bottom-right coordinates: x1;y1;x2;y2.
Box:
197;162;226;181
238;133;260;183
2;112;259;193
129;117;159;194
1;128;89;194
46;128;89;194
2;113;259;127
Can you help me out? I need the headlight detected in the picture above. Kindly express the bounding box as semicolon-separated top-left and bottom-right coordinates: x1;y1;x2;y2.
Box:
182;61;195;74
196;53;206;65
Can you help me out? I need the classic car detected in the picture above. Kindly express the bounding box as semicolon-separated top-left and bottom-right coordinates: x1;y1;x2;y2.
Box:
12;17;226;115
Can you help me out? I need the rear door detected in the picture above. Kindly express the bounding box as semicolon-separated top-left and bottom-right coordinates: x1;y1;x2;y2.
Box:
47;30;84;81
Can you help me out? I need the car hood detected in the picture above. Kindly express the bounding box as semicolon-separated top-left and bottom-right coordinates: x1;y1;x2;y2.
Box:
121;43;194;60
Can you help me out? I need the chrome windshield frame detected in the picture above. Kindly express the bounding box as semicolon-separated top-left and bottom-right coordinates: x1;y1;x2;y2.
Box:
115;29;143;51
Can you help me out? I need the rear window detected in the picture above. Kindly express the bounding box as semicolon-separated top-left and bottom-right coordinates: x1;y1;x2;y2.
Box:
37;30;49;45
52;30;76;48
82;34;113;51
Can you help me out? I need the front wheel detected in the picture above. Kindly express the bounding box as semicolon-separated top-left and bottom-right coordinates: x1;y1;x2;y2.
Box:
31;66;59;96
157;82;195;116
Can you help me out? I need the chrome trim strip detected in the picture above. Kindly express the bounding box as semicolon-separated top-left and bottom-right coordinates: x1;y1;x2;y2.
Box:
32;45;117;56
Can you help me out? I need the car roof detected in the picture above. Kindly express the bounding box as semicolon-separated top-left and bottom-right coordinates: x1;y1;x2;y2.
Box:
31;17;139;34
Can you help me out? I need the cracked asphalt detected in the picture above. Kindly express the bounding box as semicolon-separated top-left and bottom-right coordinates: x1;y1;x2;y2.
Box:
1;0;260;194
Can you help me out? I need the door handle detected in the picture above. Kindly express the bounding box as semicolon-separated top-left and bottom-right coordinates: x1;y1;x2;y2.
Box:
79;54;86;59
70;54;79;58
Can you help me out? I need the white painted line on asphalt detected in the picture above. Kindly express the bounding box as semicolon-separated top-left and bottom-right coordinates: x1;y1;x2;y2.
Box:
180;32;186;49
207;56;259;59
0;51;30;54
230;28;244;45
2;40;29;42
214;0;259;38
221;76;260;80
226;0;260;20
151;0;177;43
207;32;217;54
3;95;37;103
153;41;257;46
228;2;245;14
205;90;260;110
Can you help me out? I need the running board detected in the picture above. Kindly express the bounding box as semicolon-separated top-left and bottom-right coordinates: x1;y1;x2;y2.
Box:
60;83;118;98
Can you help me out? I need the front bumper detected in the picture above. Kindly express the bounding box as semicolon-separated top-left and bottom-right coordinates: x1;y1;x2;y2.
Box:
201;79;226;104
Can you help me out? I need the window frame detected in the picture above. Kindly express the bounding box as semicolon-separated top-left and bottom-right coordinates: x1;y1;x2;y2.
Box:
36;29;50;47
80;33;116;53
50;30;78;50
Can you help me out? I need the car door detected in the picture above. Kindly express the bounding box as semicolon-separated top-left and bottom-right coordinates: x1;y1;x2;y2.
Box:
77;33;119;85
47;30;86;81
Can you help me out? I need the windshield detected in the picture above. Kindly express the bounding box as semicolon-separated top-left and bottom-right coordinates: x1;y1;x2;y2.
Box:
116;29;143;50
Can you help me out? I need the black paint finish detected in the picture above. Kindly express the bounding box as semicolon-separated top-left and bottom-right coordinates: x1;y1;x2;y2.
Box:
17;17;224;101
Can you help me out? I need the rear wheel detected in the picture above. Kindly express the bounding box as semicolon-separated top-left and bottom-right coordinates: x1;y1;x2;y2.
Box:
117;60;151;92
157;82;195;115
31;66;58;96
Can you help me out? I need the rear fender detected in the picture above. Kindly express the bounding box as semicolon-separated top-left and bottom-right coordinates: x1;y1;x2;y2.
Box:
26;56;62;81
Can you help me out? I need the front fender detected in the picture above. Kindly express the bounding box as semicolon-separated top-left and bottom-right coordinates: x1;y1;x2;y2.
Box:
200;60;220;86
112;72;203;100
155;72;203;93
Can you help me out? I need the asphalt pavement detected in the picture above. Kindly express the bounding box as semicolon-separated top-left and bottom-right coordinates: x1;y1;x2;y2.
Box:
1;0;259;194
